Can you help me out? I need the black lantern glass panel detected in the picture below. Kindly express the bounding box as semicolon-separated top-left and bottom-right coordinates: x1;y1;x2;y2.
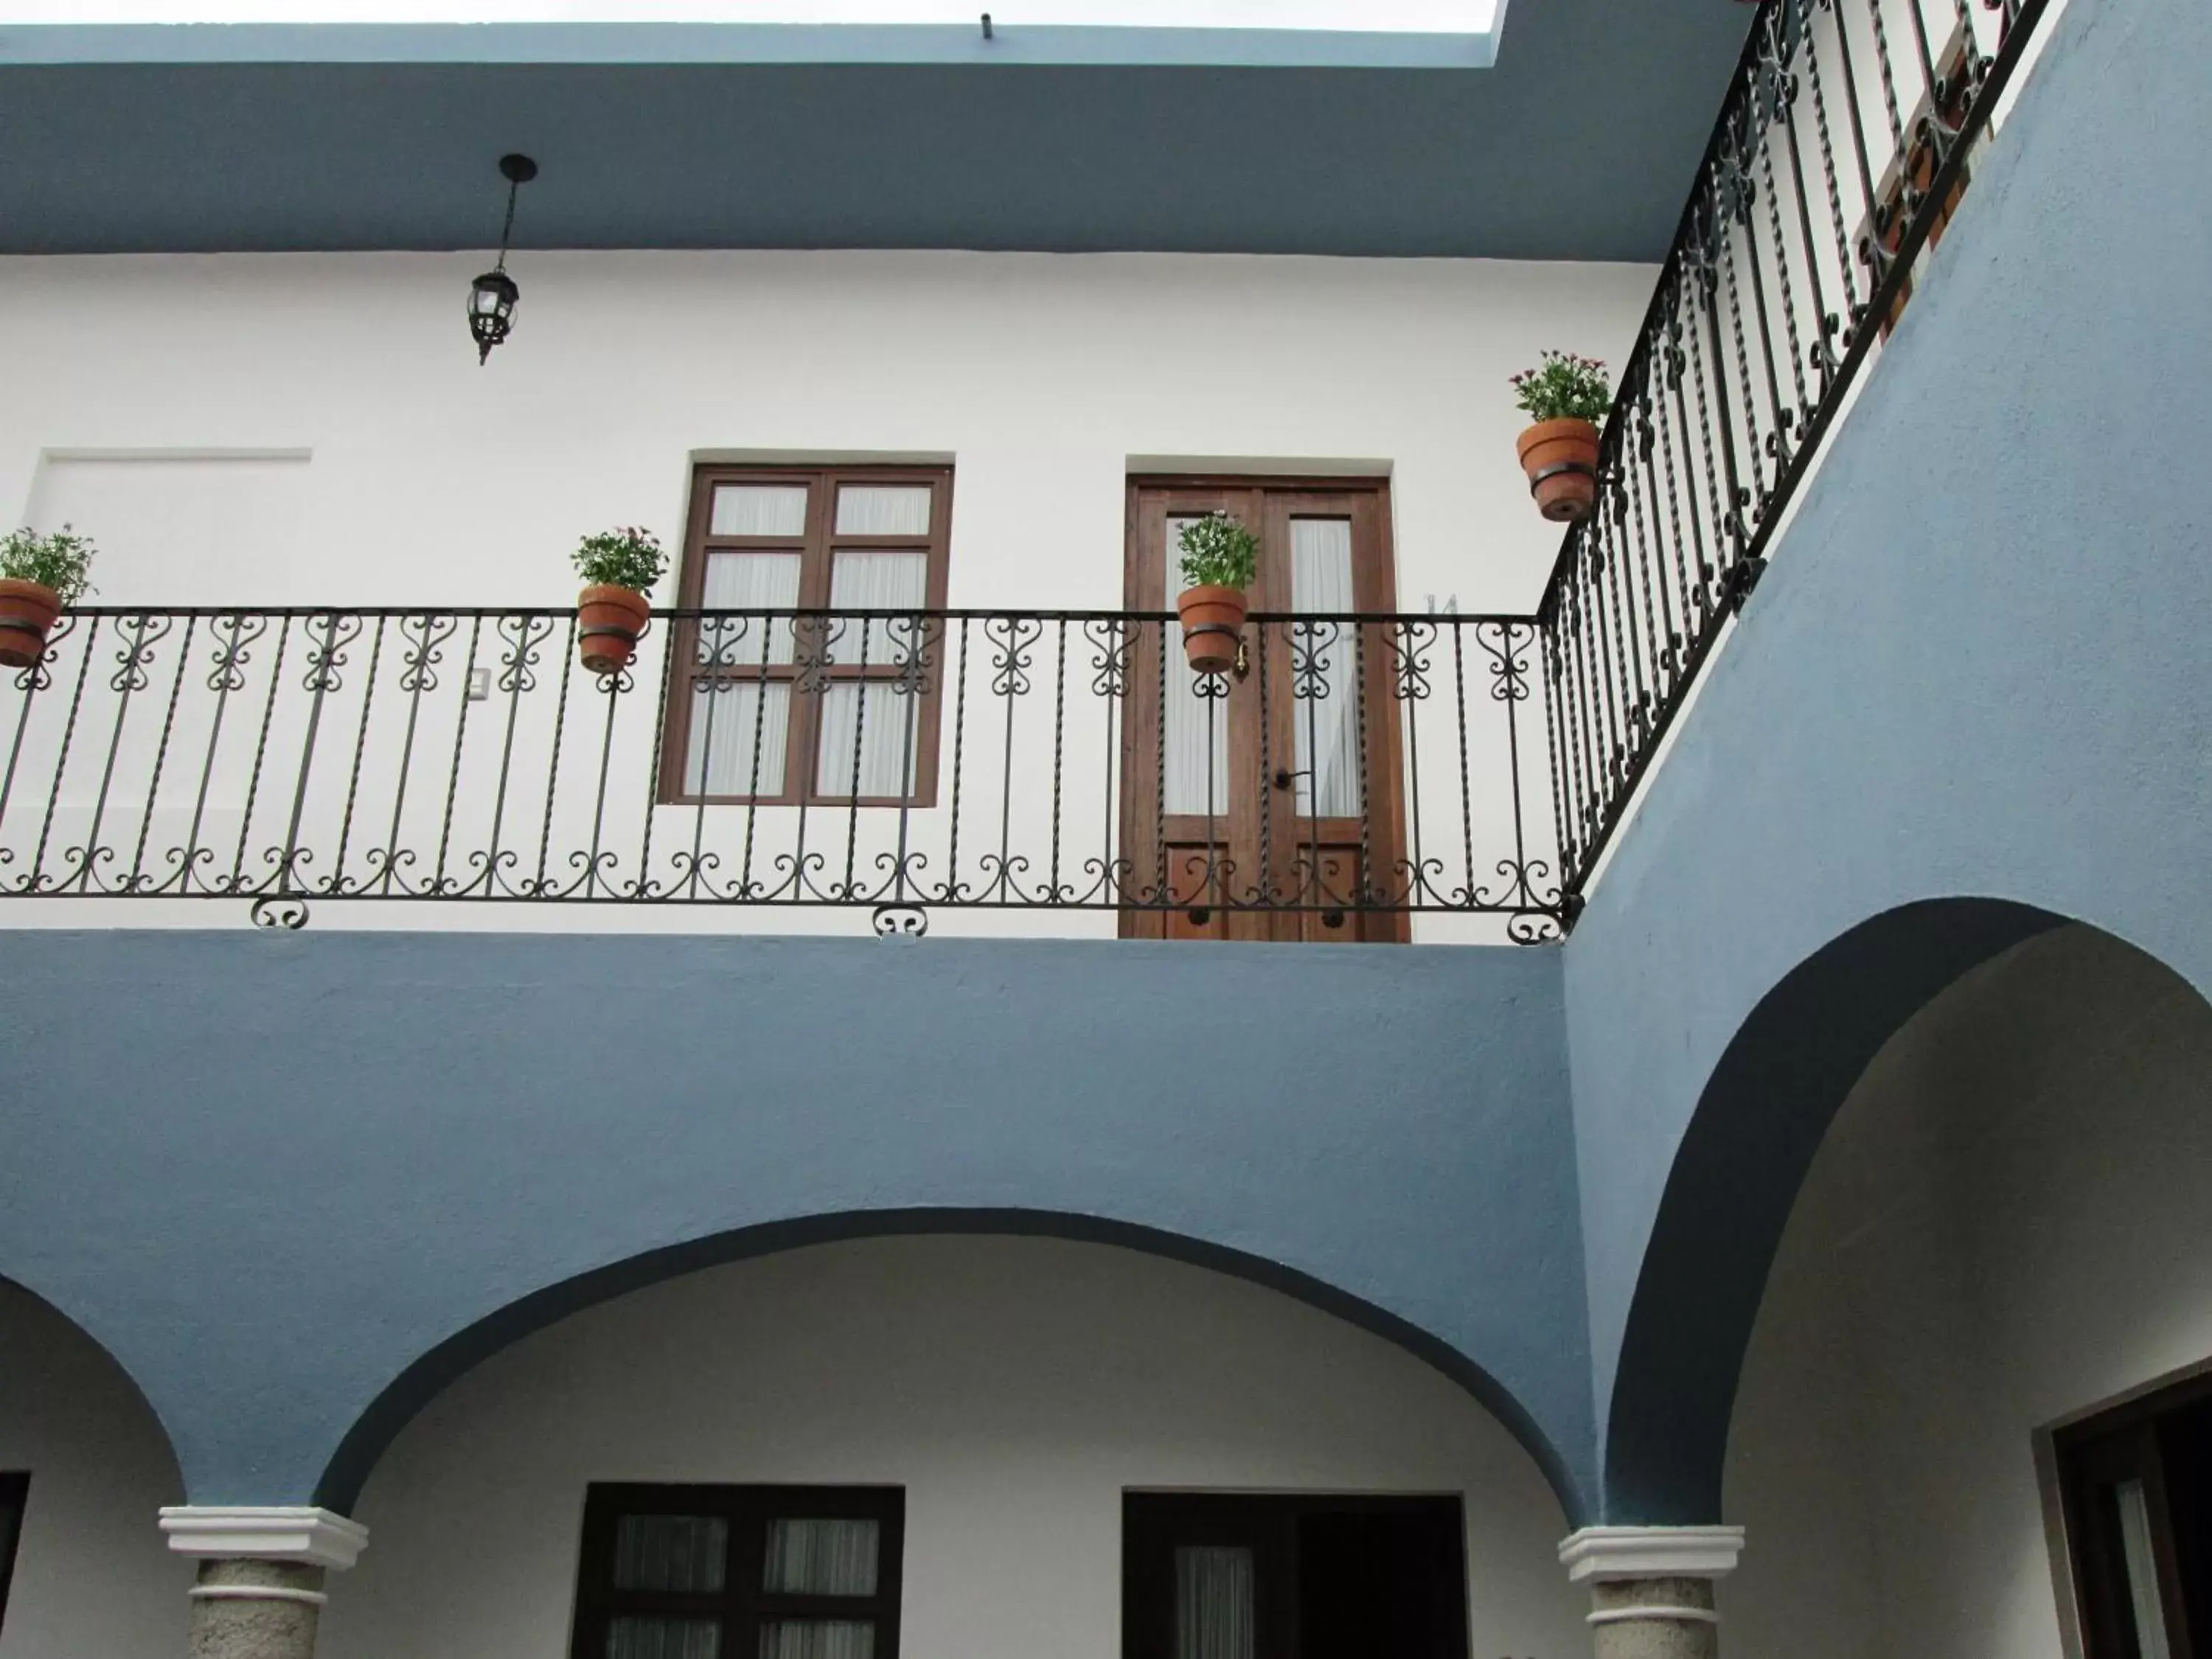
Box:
468;268;520;364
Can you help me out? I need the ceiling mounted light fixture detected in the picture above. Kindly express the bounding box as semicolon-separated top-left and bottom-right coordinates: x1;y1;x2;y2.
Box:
467;152;538;365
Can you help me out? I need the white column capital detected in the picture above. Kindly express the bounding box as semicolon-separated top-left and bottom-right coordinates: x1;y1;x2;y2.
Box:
159;1506;369;1571
1557;1525;1745;1584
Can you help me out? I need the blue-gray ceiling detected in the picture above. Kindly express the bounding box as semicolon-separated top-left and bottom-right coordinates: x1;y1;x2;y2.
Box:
0;3;1752;259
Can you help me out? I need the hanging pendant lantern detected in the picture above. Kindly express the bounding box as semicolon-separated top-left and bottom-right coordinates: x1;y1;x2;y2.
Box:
468;153;538;364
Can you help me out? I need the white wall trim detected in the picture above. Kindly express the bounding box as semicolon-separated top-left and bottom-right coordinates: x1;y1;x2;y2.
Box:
187;1584;332;1607
1587;1604;1724;1626
159;1506;369;1570
1557;1526;1745;1583
38;447;315;464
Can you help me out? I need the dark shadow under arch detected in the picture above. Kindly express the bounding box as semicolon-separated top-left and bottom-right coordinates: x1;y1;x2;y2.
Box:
0;1272;187;1500
1602;897;2076;1524
317;1206;1585;1522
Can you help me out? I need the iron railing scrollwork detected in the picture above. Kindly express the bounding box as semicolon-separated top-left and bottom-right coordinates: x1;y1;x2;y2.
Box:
0;606;1563;939
1537;0;2050;894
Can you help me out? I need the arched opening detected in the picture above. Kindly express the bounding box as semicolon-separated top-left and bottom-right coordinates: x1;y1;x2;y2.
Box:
0;1276;189;1655
313;1231;1587;1659
316;1209;1582;1523
1718;923;2212;1656
1602;897;2070;1523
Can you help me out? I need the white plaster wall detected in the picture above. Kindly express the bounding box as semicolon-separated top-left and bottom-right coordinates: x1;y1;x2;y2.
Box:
1720;924;2212;1659
0;1281;189;1659
318;1234;1585;1659
0;250;1652;939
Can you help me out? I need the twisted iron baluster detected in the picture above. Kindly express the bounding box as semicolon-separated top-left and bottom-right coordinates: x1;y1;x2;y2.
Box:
128;613;195;893
229;616;291;894
330;615;389;895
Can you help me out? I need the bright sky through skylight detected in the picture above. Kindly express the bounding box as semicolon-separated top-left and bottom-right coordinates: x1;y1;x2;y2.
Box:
0;0;1496;29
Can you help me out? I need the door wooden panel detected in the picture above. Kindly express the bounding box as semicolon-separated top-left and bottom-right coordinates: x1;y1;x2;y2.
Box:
1120;478;1406;943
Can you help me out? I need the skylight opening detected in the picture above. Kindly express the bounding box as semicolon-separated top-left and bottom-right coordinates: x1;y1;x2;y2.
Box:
0;1;1498;31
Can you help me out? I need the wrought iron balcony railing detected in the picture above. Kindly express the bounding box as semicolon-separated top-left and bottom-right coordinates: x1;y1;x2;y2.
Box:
1540;0;2049;891
0;606;1561;939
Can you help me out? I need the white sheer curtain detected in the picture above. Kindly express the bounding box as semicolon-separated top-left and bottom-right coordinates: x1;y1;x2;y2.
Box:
763;1519;880;1596
685;683;788;797
834;485;933;537
1290;518;1358;818
2118;1481;2176;1659
608;1618;721;1659
815;552;928;798
607;1516;731;1659
710;484;809;538
758;1624;874;1659
613;1515;729;1593
1175;1546;1254;1659
700;551;801;667
688;554;800;796
1164;516;1230;817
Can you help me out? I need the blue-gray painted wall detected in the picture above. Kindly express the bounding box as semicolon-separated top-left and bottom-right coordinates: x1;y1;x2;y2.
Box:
1562;0;2212;1520
0;933;1596;1516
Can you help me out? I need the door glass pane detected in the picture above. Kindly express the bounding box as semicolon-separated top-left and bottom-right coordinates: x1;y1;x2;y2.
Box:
815;683;919;799
759;1621;874;1659
1164;515;1230;817
712;484;810;538
1289;518;1359;819
2115;1480;2175;1659
613;1515;730;1593
610;1618;723;1659
700;552;801;666
835;485;933;537
826;553;930;666
685;683;790;797
763;1518;880;1596
1175;1545;1254;1659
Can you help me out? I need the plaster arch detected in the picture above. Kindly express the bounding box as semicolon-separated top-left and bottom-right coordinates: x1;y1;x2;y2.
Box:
1596;898;2212;1524
314;1206;1585;1520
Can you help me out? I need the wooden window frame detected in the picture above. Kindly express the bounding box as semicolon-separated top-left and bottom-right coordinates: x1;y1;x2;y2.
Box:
1122;1491;1468;1659
568;1482;905;1659
657;465;953;809
2053;1368;2212;1659
0;1472;27;1637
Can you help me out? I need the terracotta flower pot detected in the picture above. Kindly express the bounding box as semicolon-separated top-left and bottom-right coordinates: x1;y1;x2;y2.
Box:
1516;417;1603;522
1176;585;1248;676
577;583;652;675
0;579;63;671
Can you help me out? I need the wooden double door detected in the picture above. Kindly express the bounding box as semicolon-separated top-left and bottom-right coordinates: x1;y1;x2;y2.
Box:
1119;477;1407;943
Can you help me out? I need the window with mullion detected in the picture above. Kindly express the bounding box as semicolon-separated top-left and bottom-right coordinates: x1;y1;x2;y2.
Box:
664;465;950;807
572;1486;904;1659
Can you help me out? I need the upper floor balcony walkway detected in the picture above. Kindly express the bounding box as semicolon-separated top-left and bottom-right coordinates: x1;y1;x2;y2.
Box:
0;0;2053;945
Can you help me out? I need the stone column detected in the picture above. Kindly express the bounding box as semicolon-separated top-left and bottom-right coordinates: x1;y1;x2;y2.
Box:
158;1507;369;1659
1557;1526;1744;1659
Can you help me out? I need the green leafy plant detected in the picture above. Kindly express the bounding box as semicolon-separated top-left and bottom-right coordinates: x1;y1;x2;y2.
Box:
1175;512;1259;593
1509;351;1613;424
0;525;97;605
572;526;669;594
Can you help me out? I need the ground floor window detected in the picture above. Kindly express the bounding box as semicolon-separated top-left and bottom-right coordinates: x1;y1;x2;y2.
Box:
0;1471;26;1634
1122;1493;1467;1659
2057;1372;2212;1659
569;1484;904;1659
